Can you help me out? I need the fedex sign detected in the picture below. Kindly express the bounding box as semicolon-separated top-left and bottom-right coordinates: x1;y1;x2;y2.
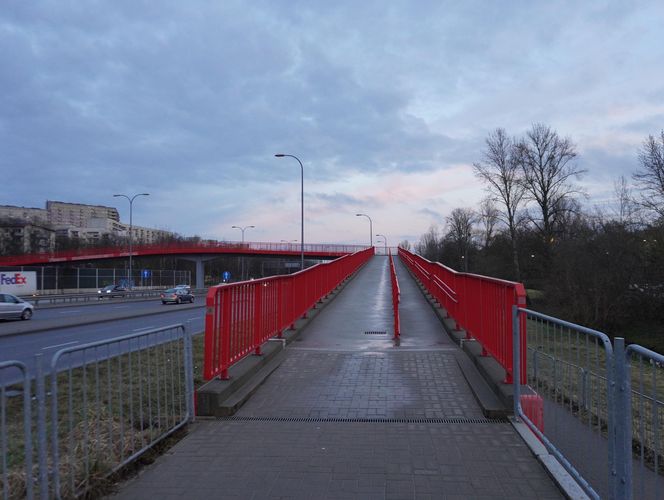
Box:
0;271;36;294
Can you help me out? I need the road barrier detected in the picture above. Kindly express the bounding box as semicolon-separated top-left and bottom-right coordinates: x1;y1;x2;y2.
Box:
0;325;193;499
398;248;526;383
204;248;375;380
513;307;664;499
389;252;400;339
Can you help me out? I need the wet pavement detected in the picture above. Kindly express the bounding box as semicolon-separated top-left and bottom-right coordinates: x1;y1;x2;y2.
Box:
113;256;563;499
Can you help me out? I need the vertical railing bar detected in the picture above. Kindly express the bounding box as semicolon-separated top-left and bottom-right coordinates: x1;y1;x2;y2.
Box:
67;363;75;496
117;344;125;463
94;354;101;474
653;360;659;496
105;345;113;476
137;339;145;449
168;331;177;427
128;338;135;457
1;383;7;500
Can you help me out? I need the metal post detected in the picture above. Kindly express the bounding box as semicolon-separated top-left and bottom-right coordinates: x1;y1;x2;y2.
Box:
275;154;305;270
512;305;521;420
35;354;50;499
231;225;255;280
613;338;633;500
356;213;373;247
114;193;149;289
183;326;195;422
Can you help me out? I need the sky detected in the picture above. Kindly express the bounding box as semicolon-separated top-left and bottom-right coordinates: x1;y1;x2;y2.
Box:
1;1;663;247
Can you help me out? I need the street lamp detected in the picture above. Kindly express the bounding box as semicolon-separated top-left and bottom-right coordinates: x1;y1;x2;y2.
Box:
356;213;373;247
376;233;387;254
231;225;255;280
275;154;304;270
113;193;149;289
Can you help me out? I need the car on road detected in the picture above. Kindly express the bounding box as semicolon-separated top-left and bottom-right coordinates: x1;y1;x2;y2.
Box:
161;288;194;305
0;293;34;320
97;284;127;299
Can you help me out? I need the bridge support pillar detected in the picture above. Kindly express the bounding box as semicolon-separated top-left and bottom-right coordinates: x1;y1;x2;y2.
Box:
179;256;217;289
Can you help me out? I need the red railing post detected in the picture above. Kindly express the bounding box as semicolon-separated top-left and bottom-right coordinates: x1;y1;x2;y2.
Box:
220;288;232;380
254;283;263;356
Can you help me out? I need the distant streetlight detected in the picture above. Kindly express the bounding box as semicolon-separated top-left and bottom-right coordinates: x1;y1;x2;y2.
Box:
376;233;387;254
232;225;255;280
231;225;255;242
275;154;304;270
113;193;149;289
356;213;373;247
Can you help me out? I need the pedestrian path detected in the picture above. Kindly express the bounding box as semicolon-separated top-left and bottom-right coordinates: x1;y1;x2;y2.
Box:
113;256;563;499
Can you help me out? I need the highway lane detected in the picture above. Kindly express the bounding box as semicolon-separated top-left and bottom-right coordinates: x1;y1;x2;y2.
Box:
26;297;195;323
0;306;205;373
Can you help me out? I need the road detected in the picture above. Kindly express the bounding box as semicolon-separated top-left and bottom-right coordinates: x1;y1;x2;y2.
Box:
0;299;206;372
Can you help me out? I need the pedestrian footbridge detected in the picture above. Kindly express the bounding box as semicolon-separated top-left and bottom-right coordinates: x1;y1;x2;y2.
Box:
2;249;663;499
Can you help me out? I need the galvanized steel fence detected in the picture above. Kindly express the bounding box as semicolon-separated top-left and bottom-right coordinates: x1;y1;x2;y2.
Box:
398;248;527;383
389;252;400;340
204;248;374;380
514;307;664;500
1;324;194;499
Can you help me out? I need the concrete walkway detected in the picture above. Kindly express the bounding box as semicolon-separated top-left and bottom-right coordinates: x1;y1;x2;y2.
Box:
113;256;563;499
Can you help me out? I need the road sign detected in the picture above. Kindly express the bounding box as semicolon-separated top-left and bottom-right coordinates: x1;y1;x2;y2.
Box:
222;271;231;282
142;269;151;278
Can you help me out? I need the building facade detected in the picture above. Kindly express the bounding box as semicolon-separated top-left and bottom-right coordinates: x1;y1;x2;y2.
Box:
46;201;120;227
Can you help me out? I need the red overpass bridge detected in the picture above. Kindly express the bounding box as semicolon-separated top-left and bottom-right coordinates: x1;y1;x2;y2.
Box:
0;241;369;288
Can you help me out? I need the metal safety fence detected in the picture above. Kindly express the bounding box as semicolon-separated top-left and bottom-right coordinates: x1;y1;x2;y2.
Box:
389;252;400;339
204;248;375;380
1;324;194;499
398;248;527;383
513;307;664;500
0;266;191;294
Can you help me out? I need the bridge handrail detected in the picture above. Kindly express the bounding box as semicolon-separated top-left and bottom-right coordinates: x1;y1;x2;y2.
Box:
0;241;370;266
203;248;375;380
389;251;400;339
398;248;527;383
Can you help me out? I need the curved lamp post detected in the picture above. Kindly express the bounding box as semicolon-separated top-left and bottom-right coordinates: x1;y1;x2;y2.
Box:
113;193;149;289
356;213;373;247
275;154;304;270
376;233;387;254
232;225;255;280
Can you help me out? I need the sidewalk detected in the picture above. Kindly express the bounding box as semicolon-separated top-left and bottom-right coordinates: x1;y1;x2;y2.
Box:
112;256;562;499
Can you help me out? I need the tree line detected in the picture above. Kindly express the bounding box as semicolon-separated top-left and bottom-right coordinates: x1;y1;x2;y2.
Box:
412;125;664;337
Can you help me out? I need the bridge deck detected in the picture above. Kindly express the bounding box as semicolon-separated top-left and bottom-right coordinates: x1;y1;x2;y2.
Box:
114;256;562;499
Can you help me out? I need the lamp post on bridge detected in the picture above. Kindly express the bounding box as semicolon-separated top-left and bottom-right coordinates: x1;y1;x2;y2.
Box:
274;153;305;270
356;213;373;248
376;234;387;254
113;192;149;289
231;225;255;280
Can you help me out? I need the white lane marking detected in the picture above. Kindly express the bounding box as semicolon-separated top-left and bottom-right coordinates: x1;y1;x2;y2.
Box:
186;317;200;322
42;341;79;350
58;310;82;314
112;305;130;309
132;326;156;332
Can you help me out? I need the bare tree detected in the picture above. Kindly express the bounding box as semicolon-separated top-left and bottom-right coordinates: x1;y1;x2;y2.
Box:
445;208;475;271
633;131;664;219
477;197;500;249
518;123;584;245
473;128;526;280
612;175;638;225
415;225;441;261
398;240;411;251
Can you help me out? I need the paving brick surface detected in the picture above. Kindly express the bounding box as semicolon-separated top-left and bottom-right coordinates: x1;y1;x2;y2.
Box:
111;256;563;499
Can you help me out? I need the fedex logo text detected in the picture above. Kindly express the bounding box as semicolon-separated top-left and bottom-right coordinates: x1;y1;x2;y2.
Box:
0;273;28;285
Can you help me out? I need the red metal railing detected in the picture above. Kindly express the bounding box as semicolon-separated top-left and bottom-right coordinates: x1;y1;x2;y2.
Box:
0;241;369;266
204;248;375;380
389;252;400;339
398;248;527;383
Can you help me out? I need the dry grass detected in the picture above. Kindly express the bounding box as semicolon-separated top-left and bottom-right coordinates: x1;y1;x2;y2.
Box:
2;333;205;499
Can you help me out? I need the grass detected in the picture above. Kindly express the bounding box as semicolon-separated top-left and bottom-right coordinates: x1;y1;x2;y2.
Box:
1;332;206;500
525;316;664;475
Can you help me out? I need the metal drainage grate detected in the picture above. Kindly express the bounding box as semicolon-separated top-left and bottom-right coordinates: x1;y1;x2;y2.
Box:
364;331;387;335
218;416;508;424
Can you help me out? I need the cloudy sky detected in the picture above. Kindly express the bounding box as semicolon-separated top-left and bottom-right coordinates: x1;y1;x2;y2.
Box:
1;1;663;246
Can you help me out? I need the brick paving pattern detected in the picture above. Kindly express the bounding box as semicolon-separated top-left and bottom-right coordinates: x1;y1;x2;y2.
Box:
112;256;563;499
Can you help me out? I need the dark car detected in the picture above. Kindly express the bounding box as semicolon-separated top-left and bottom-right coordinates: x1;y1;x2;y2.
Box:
97;284;127;299
161;288;194;305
